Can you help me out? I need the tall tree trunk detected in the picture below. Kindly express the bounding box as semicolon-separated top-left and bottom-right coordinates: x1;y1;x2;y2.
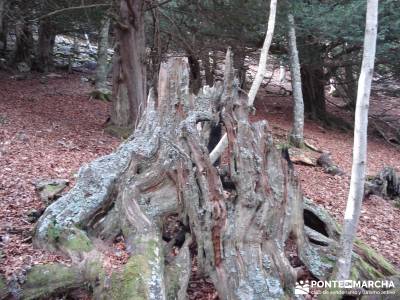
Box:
299;38;326;121
13;15;33;67
110;0;146;132
210;0;278;164
37;19;55;73
301;63;326;120
95;18;111;90
287;13;304;148
188;54;201;94
0;16;6;52
150;3;161;97
343;64;357;110
0;0;5;50
334;0;378;282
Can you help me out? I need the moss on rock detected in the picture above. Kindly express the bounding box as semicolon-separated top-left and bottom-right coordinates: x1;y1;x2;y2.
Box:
22;264;83;300
354;239;398;278
106;238;164;300
63;228;93;253
109;255;151;300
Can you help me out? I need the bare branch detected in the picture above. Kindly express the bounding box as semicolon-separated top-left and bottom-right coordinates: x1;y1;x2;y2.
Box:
32;3;111;21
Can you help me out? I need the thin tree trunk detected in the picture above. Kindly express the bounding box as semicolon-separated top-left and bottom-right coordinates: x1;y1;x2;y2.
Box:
247;0;277;106
210;0;277;164
287;13;304;148
37;19;55;73
278;61;286;83
110;0;146;132
0;0;5;49
334;0;378;282
95;17;110;90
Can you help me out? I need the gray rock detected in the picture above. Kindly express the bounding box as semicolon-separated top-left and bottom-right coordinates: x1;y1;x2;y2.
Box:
34;179;69;206
16;62;30;73
82;61;97;70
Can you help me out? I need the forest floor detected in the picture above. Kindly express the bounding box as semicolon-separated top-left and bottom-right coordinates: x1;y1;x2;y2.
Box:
0;71;399;299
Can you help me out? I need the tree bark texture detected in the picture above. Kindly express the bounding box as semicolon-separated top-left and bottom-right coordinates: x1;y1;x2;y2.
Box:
95;18;111;90
0;0;5;49
202;51;214;87
188;54;201;94
110;0;146;131
365;167;400;200
299;37;327;121
300;64;326;121
149;4;161;97
343;64;358;110
233;48;247;90
334;0;379;282
37;19;55;73
287;13;304;148
13;17;33;66
3;52;397;300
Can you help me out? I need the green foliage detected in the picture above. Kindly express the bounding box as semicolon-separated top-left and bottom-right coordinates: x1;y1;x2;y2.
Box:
289;0;400;76
155;0;269;57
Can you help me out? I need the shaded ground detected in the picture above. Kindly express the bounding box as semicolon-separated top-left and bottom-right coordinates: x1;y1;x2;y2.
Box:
0;72;119;279
0;71;399;298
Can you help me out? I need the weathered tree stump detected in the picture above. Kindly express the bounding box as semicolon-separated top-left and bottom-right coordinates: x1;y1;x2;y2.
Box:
365;167;400;202
4;51;398;299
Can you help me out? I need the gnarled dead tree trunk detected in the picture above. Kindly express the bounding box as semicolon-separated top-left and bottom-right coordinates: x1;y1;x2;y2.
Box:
4;52;397;300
